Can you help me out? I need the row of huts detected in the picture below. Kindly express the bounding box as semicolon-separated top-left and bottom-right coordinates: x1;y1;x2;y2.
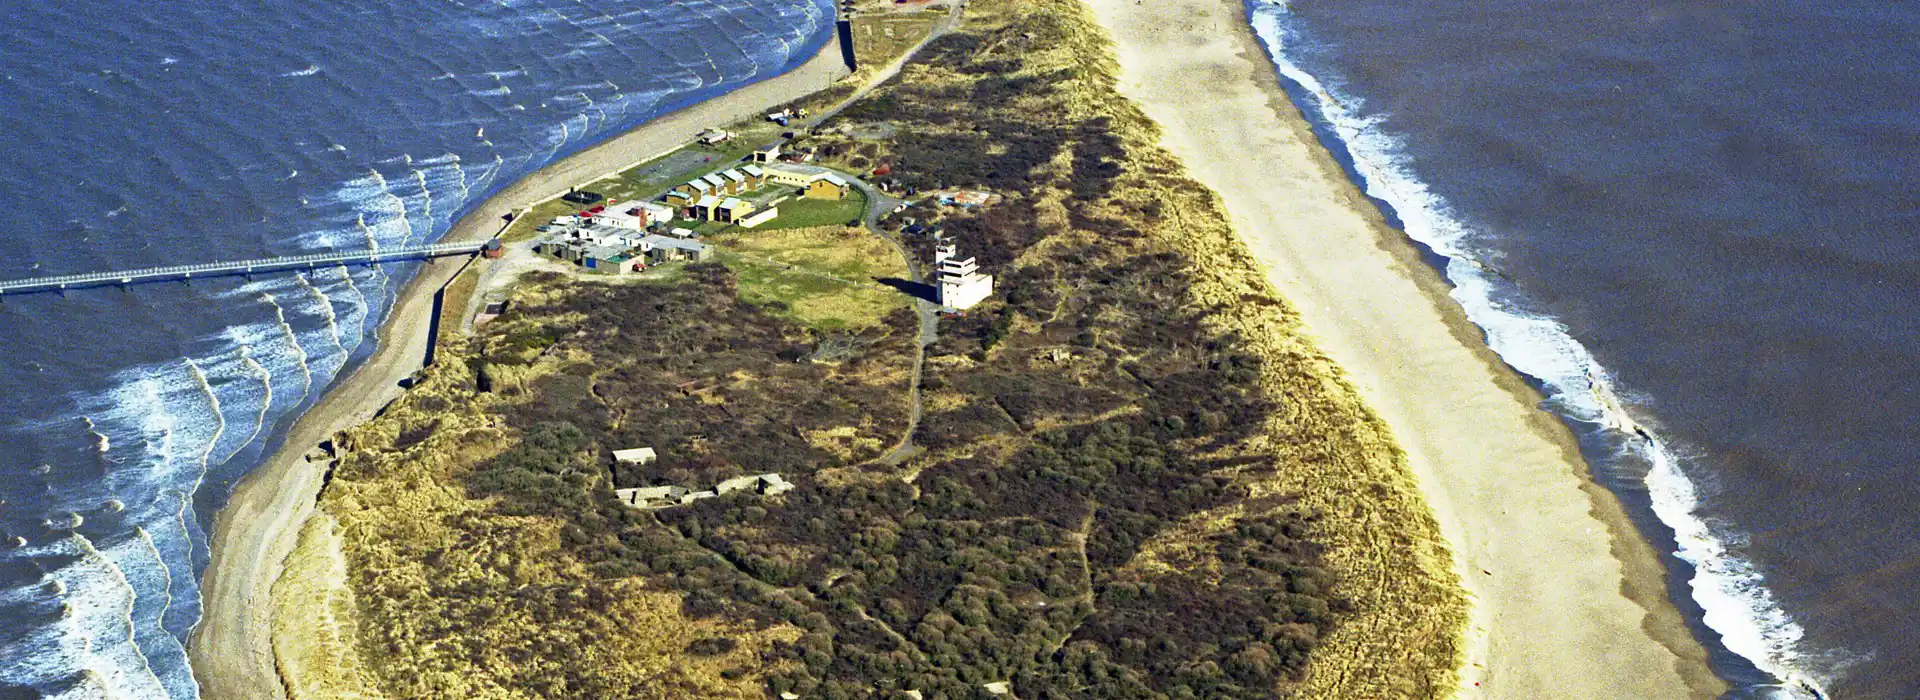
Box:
665;165;769;206
662;163;854;224
532;221;710;274
608;447;794;508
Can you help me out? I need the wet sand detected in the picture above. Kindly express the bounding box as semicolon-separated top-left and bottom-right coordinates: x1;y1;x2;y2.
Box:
1078;0;1724;696
187;38;851;700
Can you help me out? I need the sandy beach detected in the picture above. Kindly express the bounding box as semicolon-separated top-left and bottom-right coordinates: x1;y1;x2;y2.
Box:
187;37;851;700
1079;0;1724;696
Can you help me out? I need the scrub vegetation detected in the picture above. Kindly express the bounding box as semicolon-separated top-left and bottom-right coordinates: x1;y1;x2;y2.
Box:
283;0;1466;696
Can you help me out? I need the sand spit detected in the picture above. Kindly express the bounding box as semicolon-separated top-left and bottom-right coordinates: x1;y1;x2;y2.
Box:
187;37;851;700
1077;0;1724;696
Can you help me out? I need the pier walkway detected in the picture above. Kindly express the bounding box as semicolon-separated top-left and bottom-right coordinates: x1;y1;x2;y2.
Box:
0;240;490;296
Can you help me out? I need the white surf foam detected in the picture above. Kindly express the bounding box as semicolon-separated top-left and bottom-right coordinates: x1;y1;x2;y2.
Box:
1246;1;1825;695
0;536;172;699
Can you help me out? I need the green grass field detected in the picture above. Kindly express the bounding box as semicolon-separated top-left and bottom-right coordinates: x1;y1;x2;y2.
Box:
712;224;908;329
752;190;868;231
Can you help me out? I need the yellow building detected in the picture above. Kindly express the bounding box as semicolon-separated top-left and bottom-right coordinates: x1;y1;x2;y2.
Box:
805;172;850;200
714;197;756;223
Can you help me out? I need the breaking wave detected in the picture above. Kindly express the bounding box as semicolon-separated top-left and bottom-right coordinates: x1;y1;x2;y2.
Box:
1245;0;1825;696
0;0;835;696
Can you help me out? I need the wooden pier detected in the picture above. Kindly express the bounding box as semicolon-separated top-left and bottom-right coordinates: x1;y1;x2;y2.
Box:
0;241;490;296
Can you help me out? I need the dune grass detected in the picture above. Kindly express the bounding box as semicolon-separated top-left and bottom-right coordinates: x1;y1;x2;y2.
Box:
284;0;1466;696
798;0;1469;692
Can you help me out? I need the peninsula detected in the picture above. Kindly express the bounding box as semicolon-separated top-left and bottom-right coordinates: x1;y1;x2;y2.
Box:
190;0;1719;697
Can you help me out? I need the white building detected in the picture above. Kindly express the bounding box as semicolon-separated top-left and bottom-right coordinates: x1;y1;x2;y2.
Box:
612;447;657;465
634;202;676;225
739;207;779;228
934;242;994;310
593;209;644;230
763;163;816;187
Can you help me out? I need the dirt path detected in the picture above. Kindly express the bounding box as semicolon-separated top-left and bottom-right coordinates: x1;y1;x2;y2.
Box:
841;174;939;467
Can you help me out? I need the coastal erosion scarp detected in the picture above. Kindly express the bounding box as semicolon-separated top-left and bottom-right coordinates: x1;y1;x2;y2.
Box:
1077;0;1724;697
186;34;852;700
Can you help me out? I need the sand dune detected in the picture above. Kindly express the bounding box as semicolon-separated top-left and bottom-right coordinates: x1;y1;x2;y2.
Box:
1077;0;1724;696
188;38;851;700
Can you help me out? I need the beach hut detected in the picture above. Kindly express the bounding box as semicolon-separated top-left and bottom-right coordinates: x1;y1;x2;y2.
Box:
741;164;767;189
714;197;756;223
693;194;722;221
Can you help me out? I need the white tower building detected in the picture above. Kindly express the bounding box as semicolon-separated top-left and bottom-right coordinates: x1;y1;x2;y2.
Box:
934;241;994;310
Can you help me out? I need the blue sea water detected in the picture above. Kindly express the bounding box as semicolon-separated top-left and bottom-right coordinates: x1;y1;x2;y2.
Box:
0;0;831;695
1248;0;1920;696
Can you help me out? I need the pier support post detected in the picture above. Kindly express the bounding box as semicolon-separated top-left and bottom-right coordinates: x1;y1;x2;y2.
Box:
424;285;446;368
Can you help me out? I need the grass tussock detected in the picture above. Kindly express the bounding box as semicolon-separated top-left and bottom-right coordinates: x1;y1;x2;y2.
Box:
796;0;1468;693
290;0;1465;696
303;268;919;697
272;513;385;699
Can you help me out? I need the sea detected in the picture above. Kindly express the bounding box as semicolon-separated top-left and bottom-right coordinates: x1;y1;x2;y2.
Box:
1248;0;1919;697
0;0;832;695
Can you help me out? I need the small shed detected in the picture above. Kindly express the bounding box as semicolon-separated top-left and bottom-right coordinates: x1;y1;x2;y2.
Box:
643;236;712;263
613;447;657;465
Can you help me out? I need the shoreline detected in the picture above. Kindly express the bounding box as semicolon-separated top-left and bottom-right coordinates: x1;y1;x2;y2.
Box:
1079;0;1724;696
186;33;851;700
